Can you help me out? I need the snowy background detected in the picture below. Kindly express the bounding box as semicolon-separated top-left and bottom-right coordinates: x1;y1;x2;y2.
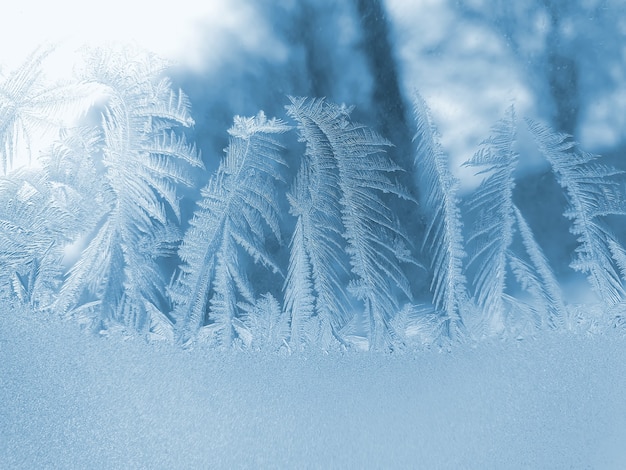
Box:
2;0;626;467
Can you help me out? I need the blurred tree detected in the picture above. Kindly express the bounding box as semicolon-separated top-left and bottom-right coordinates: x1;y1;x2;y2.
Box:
173;0;422;170
542;1;579;135
451;0;626;281
354;0;413;169
453;0;626;138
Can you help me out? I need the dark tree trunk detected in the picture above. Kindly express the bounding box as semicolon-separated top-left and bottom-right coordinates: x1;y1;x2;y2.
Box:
544;1;579;135
353;0;413;168
290;1;334;99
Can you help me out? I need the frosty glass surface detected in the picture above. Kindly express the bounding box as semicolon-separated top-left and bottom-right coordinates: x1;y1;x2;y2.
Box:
1;1;626;467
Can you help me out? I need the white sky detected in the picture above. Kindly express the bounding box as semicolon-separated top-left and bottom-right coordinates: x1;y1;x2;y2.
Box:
0;0;261;77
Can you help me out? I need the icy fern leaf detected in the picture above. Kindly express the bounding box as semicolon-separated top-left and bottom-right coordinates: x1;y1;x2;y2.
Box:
283;102;351;350
286;97;415;351
171;112;289;346
0;168;77;305
56;47;202;333
464;107;518;333
0;46;101;175
465;110;566;335
513;206;567;328
283;165;333;349
412;92;468;337
527;118;626;304
241;293;290;352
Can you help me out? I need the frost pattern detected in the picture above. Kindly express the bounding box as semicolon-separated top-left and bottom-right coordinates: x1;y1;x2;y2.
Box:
412;92;468;338
2;44;626;351
464;108;519;334
171;112;289;347
0;47;98;175
528;119;626;304
285;97;414;350
55;48;202;333
0;169;74;306
465;108;565;336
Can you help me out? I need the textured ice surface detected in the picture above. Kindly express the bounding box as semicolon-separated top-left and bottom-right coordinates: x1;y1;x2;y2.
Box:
1;308;625;469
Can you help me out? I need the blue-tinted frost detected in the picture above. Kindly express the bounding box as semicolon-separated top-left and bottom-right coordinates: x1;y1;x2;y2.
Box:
2;4;626;468
1;45;626;349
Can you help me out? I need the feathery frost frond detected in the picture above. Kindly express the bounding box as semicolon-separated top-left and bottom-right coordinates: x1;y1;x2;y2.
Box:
527;118;626;304
513;205;567;328
286;97;414;350
412;92;468;337
283;101;350;349
283;165;334;349
171;112;289;346
465;110;567;335
0;46;101;175
56;47;202;333
464;107;518;333
0;167;80;305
